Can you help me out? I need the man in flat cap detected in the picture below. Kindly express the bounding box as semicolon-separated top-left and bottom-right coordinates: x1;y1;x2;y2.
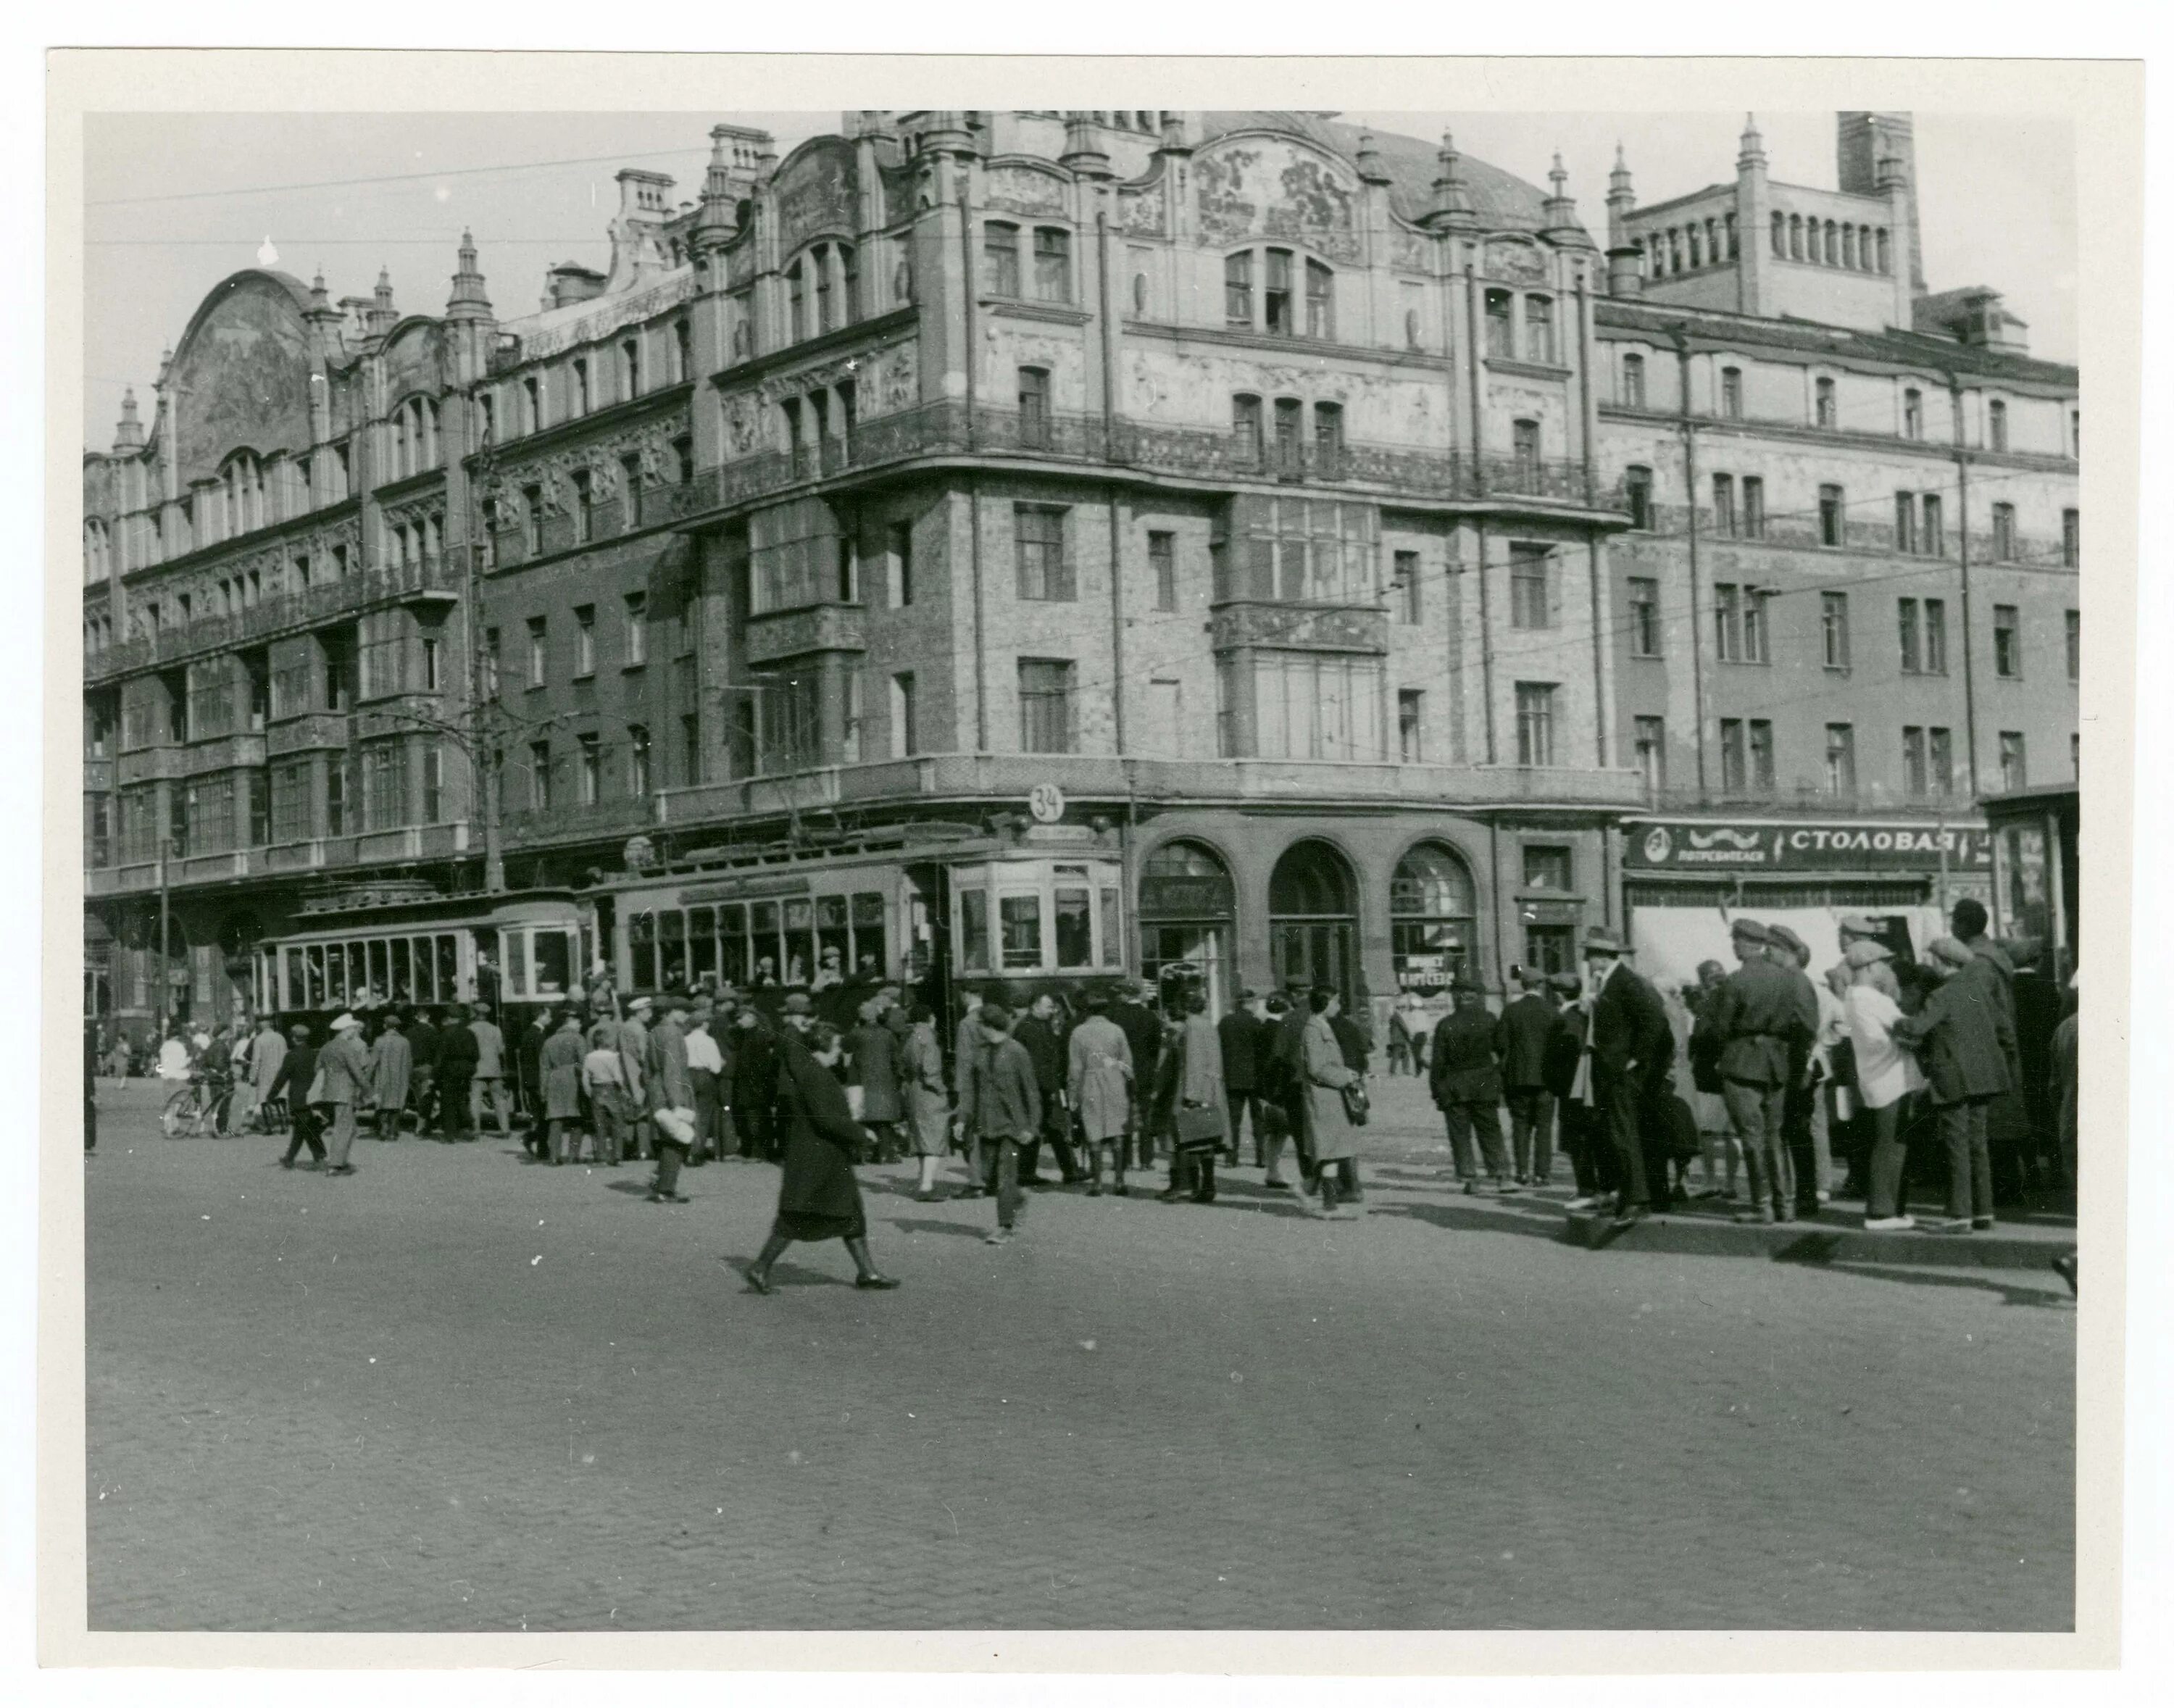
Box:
1581;932;1673;1225
1428;975;1510;1193
1767;924;1841;1216
1704;919;1819;1222
1894;935;2017;1232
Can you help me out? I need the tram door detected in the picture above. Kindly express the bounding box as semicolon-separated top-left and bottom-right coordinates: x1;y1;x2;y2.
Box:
1268;841;1358;1005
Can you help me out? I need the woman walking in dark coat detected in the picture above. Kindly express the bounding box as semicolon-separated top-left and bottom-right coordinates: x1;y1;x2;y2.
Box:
744;1022;899;1294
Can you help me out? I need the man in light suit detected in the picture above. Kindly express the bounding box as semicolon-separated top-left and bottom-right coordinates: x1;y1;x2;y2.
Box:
317;1012;374;1177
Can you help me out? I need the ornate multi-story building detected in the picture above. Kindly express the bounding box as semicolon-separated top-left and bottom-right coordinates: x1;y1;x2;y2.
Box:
80;108;2078;1036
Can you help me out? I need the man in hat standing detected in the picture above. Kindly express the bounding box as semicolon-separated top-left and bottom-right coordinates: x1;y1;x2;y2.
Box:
1218;988;1267;1168
1429;976;1510;1193
1496;967;1561;1188
1894;936;2017;1232
468;1001;513;1142
617;996;654;1160
1582;933;1674;1225
1765;924;1836;1216
436;1005;480;1143
367;1010;412;1141
317;1012;373;1177
1705;920;1818;1222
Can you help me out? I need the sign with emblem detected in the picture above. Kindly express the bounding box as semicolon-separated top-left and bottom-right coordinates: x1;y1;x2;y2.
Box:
1625;818;1993;873
1026;782;1066;825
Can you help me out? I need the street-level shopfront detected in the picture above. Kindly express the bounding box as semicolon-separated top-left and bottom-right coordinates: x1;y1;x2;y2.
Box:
1620;815;1994;992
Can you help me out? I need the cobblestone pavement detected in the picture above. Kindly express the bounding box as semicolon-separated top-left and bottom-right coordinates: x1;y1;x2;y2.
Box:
83;1075;2075;1632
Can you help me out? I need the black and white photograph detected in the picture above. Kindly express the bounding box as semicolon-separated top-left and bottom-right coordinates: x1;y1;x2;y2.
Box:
28;41;2148;1676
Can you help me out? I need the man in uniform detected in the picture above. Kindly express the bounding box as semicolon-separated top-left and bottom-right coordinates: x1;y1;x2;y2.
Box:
1706;920;1818;1223
1428;976;1509;1193
1583;933;1674;1225
1765;924;1833;1216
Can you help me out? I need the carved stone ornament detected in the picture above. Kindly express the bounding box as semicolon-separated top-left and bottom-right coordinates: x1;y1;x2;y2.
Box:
1486;238;1550;285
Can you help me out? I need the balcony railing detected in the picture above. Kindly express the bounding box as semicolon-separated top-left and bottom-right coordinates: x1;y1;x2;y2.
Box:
86;556;462;683
675;402;1630;521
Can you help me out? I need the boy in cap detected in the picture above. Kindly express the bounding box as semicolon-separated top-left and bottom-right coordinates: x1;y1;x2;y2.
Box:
1704;920;1818;1223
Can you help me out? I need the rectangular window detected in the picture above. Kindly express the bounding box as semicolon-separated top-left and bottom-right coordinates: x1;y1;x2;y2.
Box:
1306;259;1334;340
1992;503;2017;562
1715;583;1741;662
890;522;914;607
362;741;409;831
1223;251;1253;327
572;470;594;544
1825;723;1857;794
1894;491;1917;554
1904;725;1928;797
1623;466;1652;531
422;743;443;822
1513;682;1556;767
1746;720;1773;788
420;635;441;693
1523;844;1573;891
1512;419;1541;483
1821;591;1850;670
620;454;644;530
2066;608;2080;683
522;486;544;556
1994;604;2020;677
1032;228;1070;303
1903;388;1923;439
1930;727;1954;796
572;359;591;416
1989;399;2008;451
787;264;806;343
1999;730;2028;791
1232;393;1264;465
1629;577;1661;657
1485;289;1515;359
622;337;641;399
1712;473;1736;537
1016;365;1051;448
624;591;647;667
1014;505;1073;601
1921;493;1944;556
573;605;596;678
984;222;1020;297
1898;598;1921;672
1149;530;1177;612
578;733;600;806
1742;475;1765;539
1523;295;1554;364
1264;249;1294;336
1815;377;1836;429
1018;659;1075;754
891;672;917;759
270;759;310;843
1634;715;1665;792
1818;484;1844;547
1720;366;1743;419
325;757;349;836
1397;688;1423;764
522;376;541;434
628;725;651;796
1395;550;1422;625
1743;588;1769;663
841;670;863;765
1312;402;1344;475
526;617;546;687
2062;509;2080;569
1509;545;1552;630
1925;599;1949;674
1720;718;1747;791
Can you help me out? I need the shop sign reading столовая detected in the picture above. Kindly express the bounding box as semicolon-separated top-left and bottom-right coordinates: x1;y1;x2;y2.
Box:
1625;819;1993;873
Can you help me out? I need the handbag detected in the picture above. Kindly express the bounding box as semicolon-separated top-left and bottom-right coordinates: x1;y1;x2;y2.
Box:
1173;1101;1228;1153
1340;1080;1371;1127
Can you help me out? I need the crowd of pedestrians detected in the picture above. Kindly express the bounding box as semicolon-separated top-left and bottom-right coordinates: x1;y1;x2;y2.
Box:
91;896;2079;1289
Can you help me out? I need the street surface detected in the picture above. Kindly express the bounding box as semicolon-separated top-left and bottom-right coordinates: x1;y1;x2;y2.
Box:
83;1075;2075;1631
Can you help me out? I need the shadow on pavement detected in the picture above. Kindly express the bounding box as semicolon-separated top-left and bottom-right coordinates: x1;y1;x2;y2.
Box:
1368;1198;1577;1243
1770;1252;2073;1307
887;1216;993;1240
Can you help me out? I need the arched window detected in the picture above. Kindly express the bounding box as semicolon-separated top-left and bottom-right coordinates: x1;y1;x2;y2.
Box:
1269;839;1358;1001
1841;224;1858;270
1788;214;1804;260
1771;211;1787;257
1825;220;1841;266
1620;352;1646;409
1304;258;1334;339
1686;225;1702;270
1138;838;1236;1014
1391;841;1477;996
1875;228;1891;273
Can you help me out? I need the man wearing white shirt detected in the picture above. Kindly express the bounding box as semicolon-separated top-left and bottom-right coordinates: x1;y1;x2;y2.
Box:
1843;940;1924;1230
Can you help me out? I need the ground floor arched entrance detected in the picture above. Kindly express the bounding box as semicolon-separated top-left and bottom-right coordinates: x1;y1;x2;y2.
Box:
1267;838;1359;1004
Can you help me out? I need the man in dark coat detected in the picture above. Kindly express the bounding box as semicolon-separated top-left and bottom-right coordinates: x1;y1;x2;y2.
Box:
516;1007;549;1134
1952;896;2032;1196
436;1005;480;1142
1541;973;1599;1204
1583;933;1675;1225
1107;980;1164;1173
1217;988;1266;1167
1895;936;2018;1231
1496;967;1560;1186
1704;920;1818;1222
730;1007;780;1161
960;1004;1041;1243
406;1007;441;1133
1429;978;1509;1192
1012;993;1083;1186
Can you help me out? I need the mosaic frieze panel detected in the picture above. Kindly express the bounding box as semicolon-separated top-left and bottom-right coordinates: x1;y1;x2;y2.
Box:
1194;138;1360;264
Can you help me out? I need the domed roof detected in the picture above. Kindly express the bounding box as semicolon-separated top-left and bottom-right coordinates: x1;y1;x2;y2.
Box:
1194;112;1557;233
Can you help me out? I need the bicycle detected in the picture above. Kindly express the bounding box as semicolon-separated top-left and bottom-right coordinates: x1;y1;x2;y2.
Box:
160;1073;234;1139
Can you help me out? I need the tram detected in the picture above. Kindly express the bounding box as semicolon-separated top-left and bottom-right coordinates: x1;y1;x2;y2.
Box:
1978;781;2079;1167
252;883;590;1036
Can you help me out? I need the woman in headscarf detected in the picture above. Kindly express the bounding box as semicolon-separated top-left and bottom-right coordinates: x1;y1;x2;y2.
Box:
744;1021;899;1294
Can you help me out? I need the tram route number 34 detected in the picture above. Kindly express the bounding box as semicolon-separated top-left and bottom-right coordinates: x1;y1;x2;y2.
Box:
1027;783;1066;825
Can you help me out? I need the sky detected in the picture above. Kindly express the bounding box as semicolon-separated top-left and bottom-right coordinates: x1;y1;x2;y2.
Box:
80;108;2077;441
